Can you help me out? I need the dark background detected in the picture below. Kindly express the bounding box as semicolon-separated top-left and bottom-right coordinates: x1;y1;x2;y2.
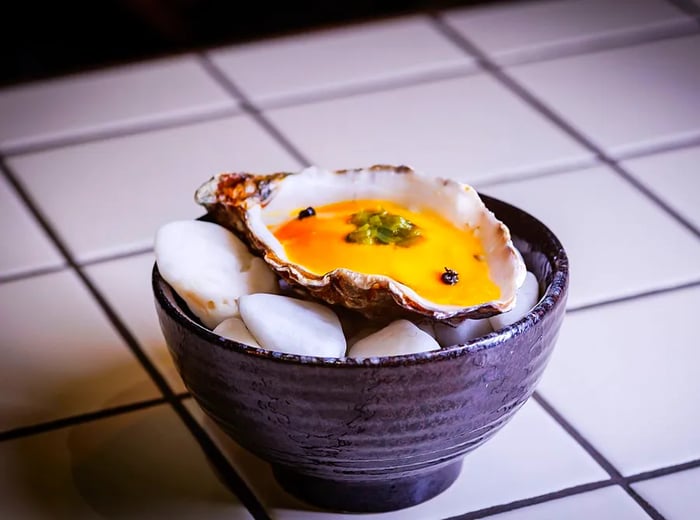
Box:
1;0;499;88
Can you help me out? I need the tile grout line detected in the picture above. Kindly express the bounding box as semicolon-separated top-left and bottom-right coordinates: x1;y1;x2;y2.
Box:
532;394;665;520
430;13;700;243
0;397;169;443
628;458;700;484
443;479;615;520
3;106;240;158
196;54;313;168
566;279;700;314
0;247;155;286
0;263;69;285
0;392;192;443
0;157;272;520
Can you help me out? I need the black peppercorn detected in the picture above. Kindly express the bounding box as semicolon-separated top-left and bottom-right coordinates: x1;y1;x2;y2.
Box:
441;267;459;285
297;206;316;219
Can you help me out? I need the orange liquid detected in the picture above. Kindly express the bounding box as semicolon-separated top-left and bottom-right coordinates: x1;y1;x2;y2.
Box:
271;200;500;306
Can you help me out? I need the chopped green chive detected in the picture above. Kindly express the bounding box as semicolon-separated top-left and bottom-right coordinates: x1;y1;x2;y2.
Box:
345;208;422;247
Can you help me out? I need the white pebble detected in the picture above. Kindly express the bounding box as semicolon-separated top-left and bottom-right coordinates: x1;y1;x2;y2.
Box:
155;220;279;329
213;317;261;348
239;294;346;357
434;318;492;348
489;271;540;331
348;319;440;359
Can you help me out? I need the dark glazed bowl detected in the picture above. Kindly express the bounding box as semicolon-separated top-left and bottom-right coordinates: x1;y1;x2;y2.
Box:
152;195;569;513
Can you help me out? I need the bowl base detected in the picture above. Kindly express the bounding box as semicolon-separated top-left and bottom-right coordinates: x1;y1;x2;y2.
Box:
272;458;463;513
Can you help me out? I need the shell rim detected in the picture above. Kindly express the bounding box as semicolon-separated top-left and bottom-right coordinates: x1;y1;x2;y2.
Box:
152;195;569;368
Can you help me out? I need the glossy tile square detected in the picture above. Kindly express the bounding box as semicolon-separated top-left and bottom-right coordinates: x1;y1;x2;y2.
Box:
8;116;301;263
623;145;700;231
208;15;475;108
85;252;186;394
443;0;696;65
0;270;160;432
489;485;648;520
0;404;252;519
186;398;608;519
509;35;700;157
0;174;64;279
0;56;236;153
481;166;700;309
266;74;592;183
632;467;700;520
538;285;700;475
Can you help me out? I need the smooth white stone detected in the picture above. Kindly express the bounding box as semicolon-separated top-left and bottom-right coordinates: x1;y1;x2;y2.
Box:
155;220;279;329
434;318;492;348
348;319;441;359
489;271;540;331
213;317;261;348
238;293;346;357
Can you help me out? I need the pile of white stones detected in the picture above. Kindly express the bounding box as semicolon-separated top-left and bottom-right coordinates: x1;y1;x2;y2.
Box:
155;221;539;359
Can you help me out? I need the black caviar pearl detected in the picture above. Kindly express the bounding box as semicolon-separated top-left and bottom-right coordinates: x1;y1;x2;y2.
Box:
441;267;459;285
298;206;316;219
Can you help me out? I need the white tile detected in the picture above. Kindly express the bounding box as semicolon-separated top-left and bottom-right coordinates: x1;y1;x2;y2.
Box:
633;467;700;520
266;74;592;183
490;486;648;520
0;56;236;153
623;145;700;231
186;398;608;519
0;174;64;278
0;404;252;519
482;167;700;309
8;115;301;263
208;16;475;107
444;0;696;65
538;285;700;475
509;35;700;157
86;252;186;393
0;270;160;432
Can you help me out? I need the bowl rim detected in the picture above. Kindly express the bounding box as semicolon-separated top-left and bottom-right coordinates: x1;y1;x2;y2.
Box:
152;195;569;368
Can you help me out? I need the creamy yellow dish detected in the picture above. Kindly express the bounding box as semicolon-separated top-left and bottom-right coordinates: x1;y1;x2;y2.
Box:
271;199;500;307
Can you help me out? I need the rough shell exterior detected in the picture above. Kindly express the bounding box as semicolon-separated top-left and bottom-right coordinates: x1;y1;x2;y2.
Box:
195;165;526;323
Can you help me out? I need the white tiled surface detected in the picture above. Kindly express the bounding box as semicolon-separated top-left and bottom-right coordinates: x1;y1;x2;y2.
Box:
0;56;236;153
509;35;700;157
623;145;700;230
266;74;593;183
444;0;696;65
538;286;700;475
481;167;700;309
0;404;252;519
1;1;699;518
0;174;64;279
633;467;700;520
0;270;159;432
208;15;476;107
8;116;301;263
85;252;187;393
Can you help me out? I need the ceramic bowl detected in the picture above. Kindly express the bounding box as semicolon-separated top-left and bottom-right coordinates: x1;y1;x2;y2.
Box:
152;195;569;513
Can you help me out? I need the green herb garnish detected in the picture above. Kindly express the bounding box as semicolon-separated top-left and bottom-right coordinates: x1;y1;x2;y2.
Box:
346;208;422;247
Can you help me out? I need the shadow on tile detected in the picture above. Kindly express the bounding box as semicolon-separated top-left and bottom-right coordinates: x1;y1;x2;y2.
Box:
8;361;247;518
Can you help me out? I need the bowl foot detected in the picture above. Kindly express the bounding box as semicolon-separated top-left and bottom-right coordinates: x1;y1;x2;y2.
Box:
272;458;463;513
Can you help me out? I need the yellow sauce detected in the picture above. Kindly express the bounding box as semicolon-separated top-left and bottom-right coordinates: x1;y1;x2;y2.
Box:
271;200;500;306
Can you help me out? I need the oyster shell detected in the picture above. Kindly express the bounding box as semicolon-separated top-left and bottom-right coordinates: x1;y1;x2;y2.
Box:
195;164;526;323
